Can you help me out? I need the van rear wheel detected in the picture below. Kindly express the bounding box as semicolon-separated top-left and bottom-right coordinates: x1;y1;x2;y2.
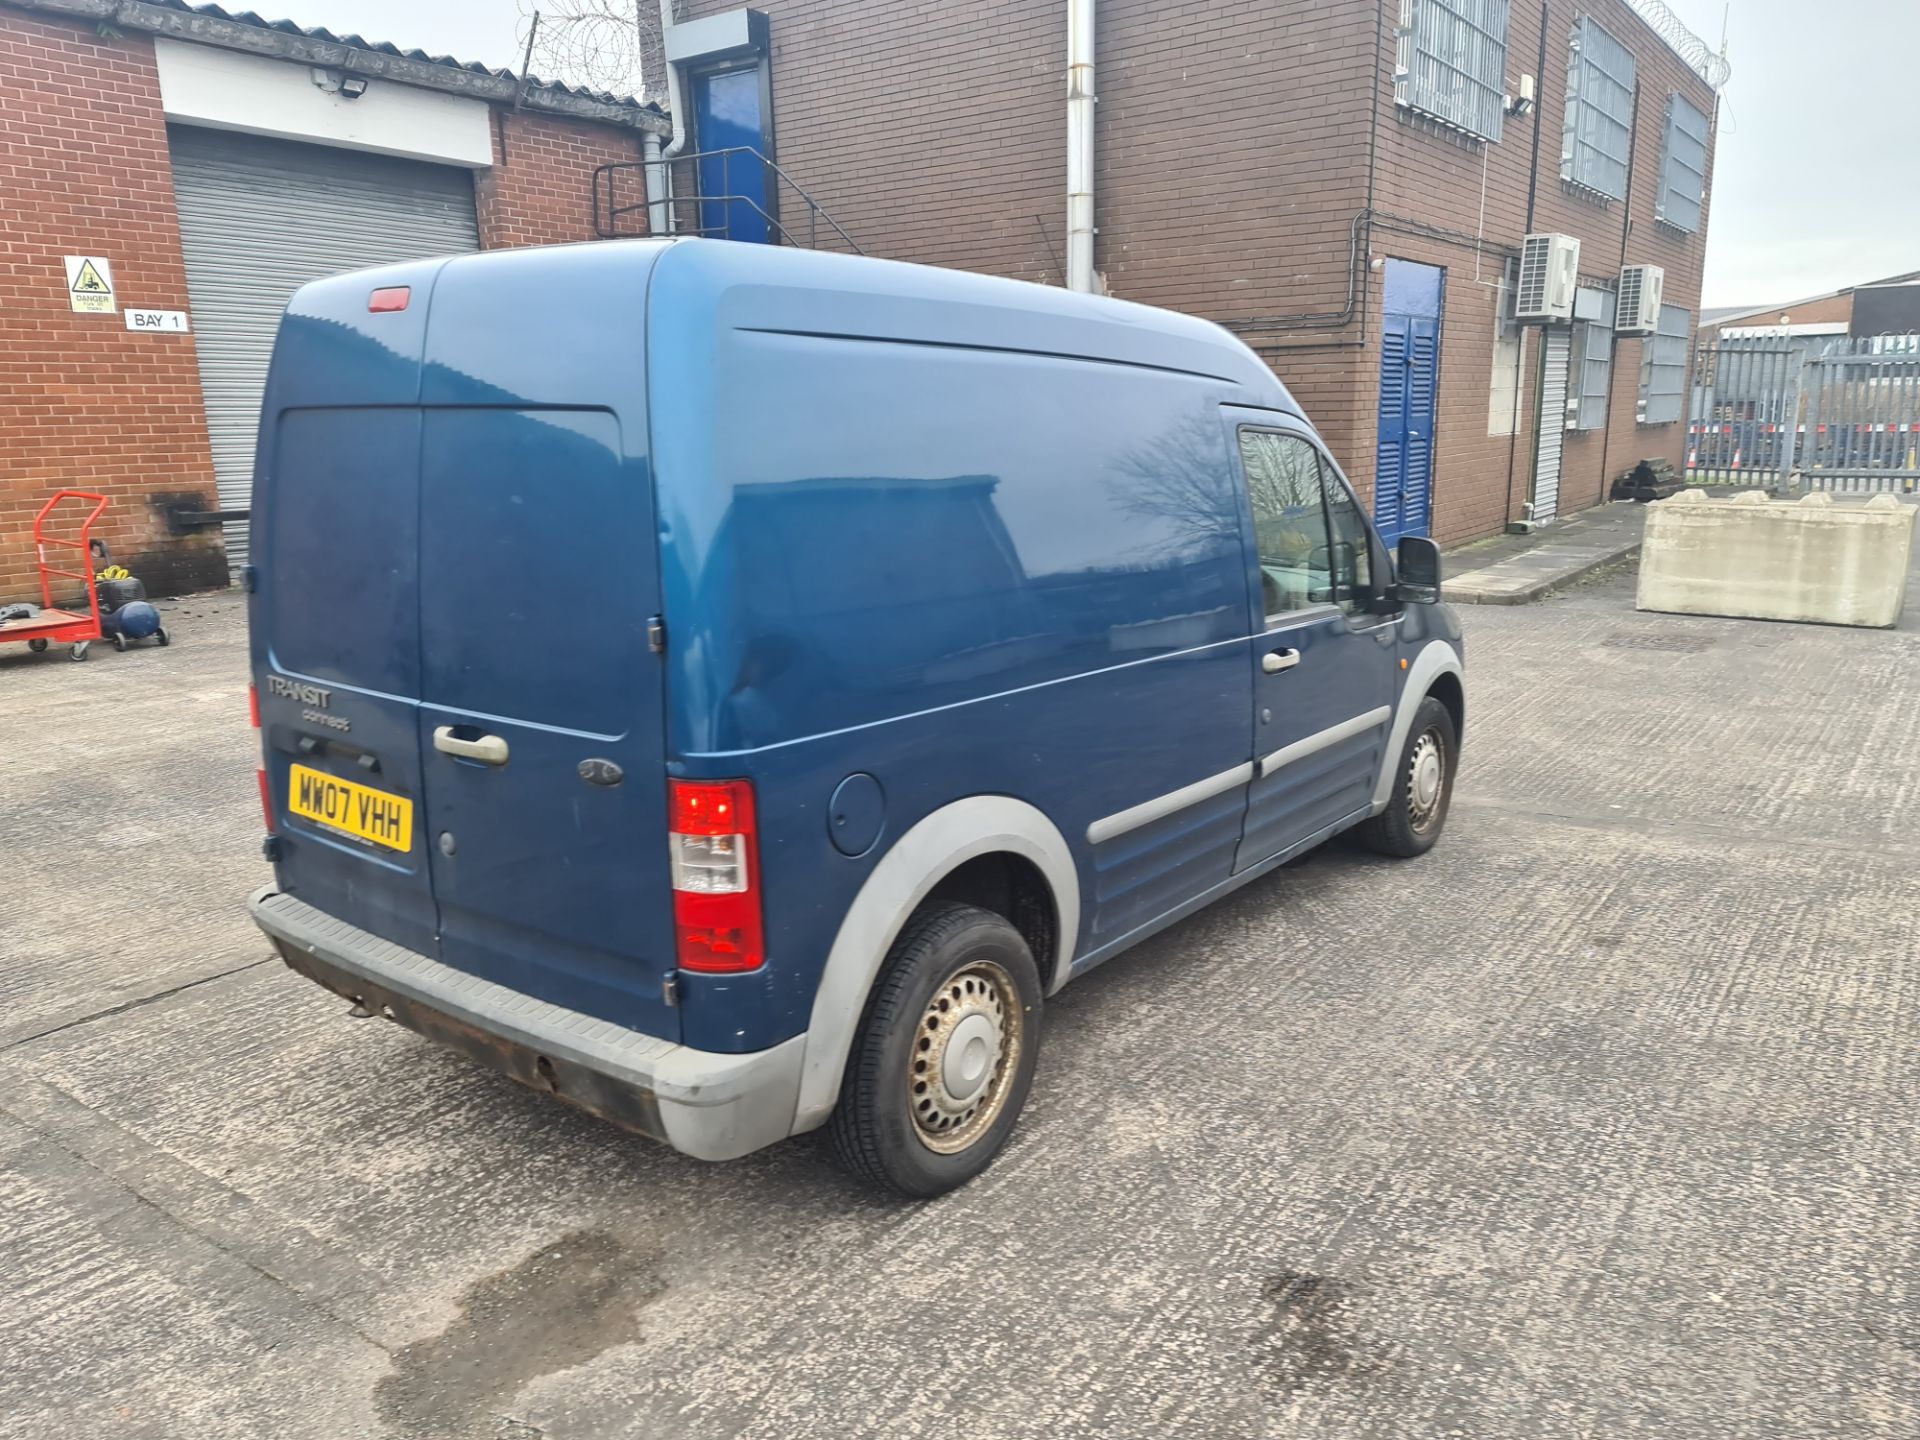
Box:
828;902;1042;1197
1357;695;1457;858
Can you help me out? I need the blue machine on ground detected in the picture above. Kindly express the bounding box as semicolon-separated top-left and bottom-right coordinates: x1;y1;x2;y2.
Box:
245;239;1466;1196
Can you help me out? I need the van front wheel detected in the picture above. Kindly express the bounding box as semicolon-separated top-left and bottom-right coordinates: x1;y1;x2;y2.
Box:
1357;695;1457;858
828;902;1043;1198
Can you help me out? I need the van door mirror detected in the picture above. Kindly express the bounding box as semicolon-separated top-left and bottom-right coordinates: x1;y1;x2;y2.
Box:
1393;535;1442;605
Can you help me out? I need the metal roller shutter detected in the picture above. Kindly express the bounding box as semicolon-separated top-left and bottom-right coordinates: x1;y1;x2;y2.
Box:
1532;328;1572;523
168;126;480;565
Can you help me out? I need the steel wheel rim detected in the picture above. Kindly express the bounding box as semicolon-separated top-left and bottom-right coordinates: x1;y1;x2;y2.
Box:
909;959;1023;1154
1406;726;1447;834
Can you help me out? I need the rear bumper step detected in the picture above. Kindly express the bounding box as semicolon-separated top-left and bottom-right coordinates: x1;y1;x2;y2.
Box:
249;886;803;1161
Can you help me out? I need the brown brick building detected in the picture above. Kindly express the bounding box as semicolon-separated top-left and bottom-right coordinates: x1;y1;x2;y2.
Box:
654;0;1721;547
0;0;660;602
1699;269;1920;346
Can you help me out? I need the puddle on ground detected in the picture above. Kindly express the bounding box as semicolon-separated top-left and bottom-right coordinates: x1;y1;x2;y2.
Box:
377;1229;664;1438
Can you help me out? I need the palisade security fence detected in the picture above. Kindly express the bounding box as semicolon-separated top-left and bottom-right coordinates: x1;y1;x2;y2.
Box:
1688;335;1920;493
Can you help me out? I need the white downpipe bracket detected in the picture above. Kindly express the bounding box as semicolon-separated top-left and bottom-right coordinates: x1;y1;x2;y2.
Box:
1066;0;1096;293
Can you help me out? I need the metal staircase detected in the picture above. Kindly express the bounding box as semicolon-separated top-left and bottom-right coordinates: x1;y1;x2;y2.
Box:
592;148;862;253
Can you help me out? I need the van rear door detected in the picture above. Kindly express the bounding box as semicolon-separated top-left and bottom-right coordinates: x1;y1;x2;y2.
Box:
414;248;678;1039
255;260;446;962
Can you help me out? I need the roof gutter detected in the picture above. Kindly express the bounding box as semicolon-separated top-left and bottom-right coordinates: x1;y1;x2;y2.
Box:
11;0;670;134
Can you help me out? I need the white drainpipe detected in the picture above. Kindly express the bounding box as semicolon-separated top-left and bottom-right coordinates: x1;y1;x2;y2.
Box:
642;129;670;236
1066;0;1097;292
648;0;690;234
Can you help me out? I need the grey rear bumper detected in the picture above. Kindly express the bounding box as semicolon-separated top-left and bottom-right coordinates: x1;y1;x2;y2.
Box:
249;887;804;1161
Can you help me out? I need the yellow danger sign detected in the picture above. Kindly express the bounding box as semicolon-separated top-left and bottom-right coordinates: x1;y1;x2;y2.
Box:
64;255;116;314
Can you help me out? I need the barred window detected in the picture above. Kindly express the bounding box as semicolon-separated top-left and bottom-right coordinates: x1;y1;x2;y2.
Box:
1571;288;1617;431
1638;304;1692;425
1396;0;1511;143
1560;16;1636;200
1656;91;1710;233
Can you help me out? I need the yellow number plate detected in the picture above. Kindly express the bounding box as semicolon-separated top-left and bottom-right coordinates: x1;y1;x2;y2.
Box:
288;764;414;852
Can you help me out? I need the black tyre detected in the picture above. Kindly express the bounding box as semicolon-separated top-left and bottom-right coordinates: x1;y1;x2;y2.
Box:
1357;695;1457;858
828;902;1043;1198
69;642;89;662
27;638;47;653
112;633;128;652
155;627;170;647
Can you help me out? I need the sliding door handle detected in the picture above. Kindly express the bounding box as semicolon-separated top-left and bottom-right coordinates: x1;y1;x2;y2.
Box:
1262;648;1301;674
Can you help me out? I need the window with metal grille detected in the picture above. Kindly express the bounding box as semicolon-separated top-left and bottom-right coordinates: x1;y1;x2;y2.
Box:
1571;287;1617;431
1560;16;1636;200
1395;0;1511;143
1638;304;1692;424
1655;91;1709;232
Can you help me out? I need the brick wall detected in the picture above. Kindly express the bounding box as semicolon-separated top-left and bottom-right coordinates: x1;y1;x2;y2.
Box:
0;8;223;603
680;0;1064;280
679;0;1717;547
678;0;1377;338
0;8;652;606
474;109;648;248
1361;0;1717;540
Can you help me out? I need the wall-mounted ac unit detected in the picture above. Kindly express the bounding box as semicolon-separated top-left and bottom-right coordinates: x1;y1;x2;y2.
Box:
1515;233;1581;322
1616;264;1666;335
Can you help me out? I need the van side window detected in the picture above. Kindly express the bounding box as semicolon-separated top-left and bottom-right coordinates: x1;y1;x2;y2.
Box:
1239;429;1334;617
1317;455;1374;616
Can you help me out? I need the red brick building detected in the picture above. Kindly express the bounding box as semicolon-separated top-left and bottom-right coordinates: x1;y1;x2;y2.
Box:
0;0;660;601
652;0;1722;547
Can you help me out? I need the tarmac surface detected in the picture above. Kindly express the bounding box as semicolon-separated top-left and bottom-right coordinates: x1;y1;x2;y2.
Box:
2;569;1916;1439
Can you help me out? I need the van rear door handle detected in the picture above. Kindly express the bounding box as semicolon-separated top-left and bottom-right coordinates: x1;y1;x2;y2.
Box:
1262;648;1301;674
433;727;510;766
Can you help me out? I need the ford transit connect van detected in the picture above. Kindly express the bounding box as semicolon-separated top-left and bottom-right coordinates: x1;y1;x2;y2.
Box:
247;240;1465;1196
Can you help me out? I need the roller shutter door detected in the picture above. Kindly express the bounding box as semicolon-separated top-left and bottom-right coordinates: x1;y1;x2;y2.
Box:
1532;328;1572;524
168;126;480;565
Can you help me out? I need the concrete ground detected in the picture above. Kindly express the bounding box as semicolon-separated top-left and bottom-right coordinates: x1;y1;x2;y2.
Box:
1445;499;1648;605
3;568;1918;1440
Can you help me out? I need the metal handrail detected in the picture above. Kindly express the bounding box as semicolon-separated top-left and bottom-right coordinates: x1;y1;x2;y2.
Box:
592;147;863;254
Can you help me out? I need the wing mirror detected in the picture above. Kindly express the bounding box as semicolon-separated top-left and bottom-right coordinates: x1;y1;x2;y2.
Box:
1391;536;1442;605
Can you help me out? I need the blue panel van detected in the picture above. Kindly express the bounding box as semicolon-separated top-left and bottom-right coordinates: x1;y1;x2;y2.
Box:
247;240;1465;1196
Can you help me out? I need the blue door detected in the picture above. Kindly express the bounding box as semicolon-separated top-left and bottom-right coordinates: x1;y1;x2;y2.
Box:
1375;260;1442;544
693;66;770;243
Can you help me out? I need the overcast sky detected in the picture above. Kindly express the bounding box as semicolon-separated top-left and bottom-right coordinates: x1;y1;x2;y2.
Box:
261;0;1910;309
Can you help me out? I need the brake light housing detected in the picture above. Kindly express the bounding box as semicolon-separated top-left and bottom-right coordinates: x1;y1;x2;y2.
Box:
668;778;765;973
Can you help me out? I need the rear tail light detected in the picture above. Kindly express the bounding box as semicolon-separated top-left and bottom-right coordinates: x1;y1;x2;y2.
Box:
668;778;764;973
250;683;275;834
367;285;411;313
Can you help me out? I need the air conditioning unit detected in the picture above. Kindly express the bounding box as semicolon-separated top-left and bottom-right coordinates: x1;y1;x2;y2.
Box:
1515;233;1580;322
1616;264;1666;334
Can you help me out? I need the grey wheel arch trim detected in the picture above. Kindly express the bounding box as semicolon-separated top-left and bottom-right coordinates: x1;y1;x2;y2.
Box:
1370;639;1465;813
790;794;1079;1134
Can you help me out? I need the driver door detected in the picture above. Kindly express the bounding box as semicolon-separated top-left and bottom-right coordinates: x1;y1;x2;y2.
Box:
1229;416;1398;871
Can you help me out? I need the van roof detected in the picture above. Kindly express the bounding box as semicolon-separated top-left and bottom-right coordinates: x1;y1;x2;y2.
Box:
642;238;1299;412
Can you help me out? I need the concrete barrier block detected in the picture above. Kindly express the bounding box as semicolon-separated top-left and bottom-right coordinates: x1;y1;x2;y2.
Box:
1637;491;1918;628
